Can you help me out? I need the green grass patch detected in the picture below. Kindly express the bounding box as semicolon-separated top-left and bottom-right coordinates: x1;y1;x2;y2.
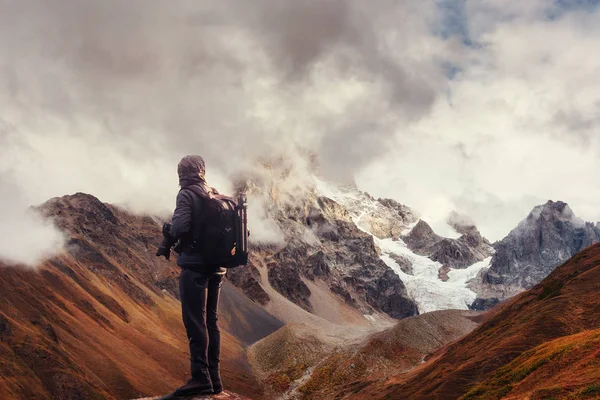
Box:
580;384;600;395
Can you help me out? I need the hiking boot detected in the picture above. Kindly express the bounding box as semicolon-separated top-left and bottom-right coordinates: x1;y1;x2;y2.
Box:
209;368;223;394
157;379;214;399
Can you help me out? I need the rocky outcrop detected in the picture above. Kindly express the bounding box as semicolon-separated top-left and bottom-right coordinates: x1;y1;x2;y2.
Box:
315;180;418;241
378;198;416;226
356;197;417;240
267;249;313;311
402;220;441;254
226;263;270;306
403;219;494;276
469;297;500;311
137;392;250;400
233;178;419;320
389;253;413;275
481;201;600;296
264;204;418;319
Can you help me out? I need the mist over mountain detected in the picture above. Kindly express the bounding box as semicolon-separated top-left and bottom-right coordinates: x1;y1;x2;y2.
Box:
2;2;600;398
3;0;600;267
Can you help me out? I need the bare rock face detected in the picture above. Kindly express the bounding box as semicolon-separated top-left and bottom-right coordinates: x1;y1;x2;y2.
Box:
378;198;416;226
306;199;418;319
389;253;413;275
226;263;270;306
430;235;493;270
234;178;419;320
267;248;313;311
469;297;500;311
482;201;600;294
267;204;418;319
403;220;441;254
403;220;494;271
315;182;419;241
361;197;417;240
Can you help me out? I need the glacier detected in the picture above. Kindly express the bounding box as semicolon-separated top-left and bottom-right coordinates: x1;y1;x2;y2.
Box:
314;177;490;314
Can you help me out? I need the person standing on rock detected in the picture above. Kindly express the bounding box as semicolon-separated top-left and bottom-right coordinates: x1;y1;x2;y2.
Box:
156;155;226;399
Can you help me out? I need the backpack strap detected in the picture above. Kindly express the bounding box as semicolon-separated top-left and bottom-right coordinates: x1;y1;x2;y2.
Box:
182;184;212;246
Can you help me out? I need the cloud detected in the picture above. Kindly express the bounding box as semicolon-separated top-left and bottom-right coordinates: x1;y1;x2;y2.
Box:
1;0;600;260
0;174;65;266
0;0;448;257
0;0;444;185
358;2;600;241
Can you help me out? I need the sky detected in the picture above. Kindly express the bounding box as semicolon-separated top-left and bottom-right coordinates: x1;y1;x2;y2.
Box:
1;0;600;265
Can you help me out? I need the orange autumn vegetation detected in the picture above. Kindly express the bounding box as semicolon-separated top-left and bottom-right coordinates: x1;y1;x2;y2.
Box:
353;242;600;400
0;193;282;400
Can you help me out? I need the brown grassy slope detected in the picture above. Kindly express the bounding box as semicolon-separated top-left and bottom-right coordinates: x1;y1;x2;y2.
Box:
359;243;600;400
248;310;483;400
297;310;482;400
0;193;282;400
464;327;600;399
248;322;336;395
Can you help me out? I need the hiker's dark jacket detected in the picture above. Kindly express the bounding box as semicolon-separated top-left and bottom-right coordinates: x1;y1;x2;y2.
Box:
169;156;226;274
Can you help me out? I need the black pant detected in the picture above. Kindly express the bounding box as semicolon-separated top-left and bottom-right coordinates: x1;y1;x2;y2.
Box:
179;269;224;384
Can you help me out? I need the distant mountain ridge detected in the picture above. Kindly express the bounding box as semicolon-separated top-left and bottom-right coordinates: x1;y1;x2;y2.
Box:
471;200;600;304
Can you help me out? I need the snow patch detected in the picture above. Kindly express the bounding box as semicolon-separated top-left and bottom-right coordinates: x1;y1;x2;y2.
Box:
401;220;420;236
364;314;377;322
314;177;491;313
378;236;491;313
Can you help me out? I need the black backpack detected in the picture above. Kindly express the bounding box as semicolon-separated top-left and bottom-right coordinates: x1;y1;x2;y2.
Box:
187;186;248;268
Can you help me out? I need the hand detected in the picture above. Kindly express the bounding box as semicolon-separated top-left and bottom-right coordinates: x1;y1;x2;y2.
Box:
173;240;183;254
156;246;171;260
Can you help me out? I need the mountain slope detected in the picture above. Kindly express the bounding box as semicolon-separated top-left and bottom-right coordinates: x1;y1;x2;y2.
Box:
463;328;600;399
314;179;494;313
357;242;600;400
250;310;483;399
0;193;282;400
227;177;419;321
403;219;493;272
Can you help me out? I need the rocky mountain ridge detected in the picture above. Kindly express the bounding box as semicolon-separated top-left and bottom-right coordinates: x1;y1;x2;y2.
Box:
227;178;419;321
471;200;600;304
0;193;280;400
402;219;494;281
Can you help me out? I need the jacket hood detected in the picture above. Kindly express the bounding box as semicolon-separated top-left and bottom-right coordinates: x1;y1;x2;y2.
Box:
177;155;206;188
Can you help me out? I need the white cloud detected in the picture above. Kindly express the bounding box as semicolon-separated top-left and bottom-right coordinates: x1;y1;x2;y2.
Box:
0;175;65;266
1;0;600;259
358;4;600;241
